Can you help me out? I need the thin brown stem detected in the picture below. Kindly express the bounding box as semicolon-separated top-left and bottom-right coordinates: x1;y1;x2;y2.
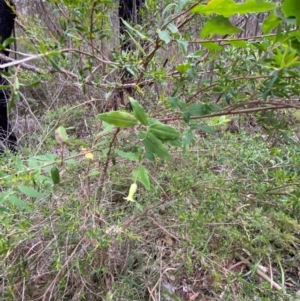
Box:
98;128;120;206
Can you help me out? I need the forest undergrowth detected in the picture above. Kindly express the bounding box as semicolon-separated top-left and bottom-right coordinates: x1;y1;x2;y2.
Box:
1;0;300;300
1;123;299;301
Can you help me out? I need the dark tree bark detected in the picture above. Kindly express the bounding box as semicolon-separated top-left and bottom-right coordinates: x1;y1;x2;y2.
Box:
0;0;17;152
119;0;143;41
114;0;144;110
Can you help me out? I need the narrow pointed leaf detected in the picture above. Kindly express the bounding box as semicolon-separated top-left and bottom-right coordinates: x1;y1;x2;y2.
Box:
8;195;31;210
263;71;279;100
137;166;150;190
121;19;148;40
129;97;148;125
18;185;44;198
115;150;139;161
3;37;16;48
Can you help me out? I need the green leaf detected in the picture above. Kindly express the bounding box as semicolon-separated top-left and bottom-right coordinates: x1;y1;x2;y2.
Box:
47;50;62;58
168;97;186;111
126;31;147;56
158;30;171;44
190;123;216;135
9;92;17;109
167;23;179;34
208;103;222;112
39;42;47;54
144;152;155;161
262;12;282;34
282;0;300;26
230;40;247;48
115;150;139;161
63;0;81;7
0;206;9;214
202;42;223;53
148;118;164;126
178;0;191;12
149;123;180;140
7;195;32;210
290;33;300;50
201;16;241;38
162;139;182;147
186;103;208;116
183;129;194;153
137;166;150;190
15;156;26;171
2;37;16;48
18;185;44;198
139;132;172;161
182;111;191;123
55;126;69;145
87;170;101;177
187;50;204;58
98;111;138;128
186;67;197;78
176;39;189;55
263;71;279;100
0;192;10;203
191;0;277;18
49;58;62;72
0;84;10;90
187;103;222;116
121;19;148;40
162;3;177;18
96;122;115;137
176;63;192;74
25;80;41;88
129;97;148;126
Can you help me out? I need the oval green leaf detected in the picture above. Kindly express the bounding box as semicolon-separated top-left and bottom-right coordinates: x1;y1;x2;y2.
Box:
55;126;69;145
98;111;138;128
158;30;171;44
139;132;172;161
201;16;241;38
149;123;180;140
191;0;277;18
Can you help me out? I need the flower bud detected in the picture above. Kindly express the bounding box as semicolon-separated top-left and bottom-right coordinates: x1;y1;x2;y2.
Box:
124;183;137;202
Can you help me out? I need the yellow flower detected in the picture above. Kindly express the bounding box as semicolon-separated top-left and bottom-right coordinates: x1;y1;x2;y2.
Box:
81;147;94;160
124;183;137;202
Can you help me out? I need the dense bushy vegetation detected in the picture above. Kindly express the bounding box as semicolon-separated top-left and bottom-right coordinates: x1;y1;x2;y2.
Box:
0;0;300;300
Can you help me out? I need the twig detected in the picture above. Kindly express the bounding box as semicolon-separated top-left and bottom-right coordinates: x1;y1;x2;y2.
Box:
238;257;283;291
159;103;300;123
98;128;120;205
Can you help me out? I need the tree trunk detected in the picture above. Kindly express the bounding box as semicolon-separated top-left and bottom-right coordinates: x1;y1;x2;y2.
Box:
0;0;17;152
